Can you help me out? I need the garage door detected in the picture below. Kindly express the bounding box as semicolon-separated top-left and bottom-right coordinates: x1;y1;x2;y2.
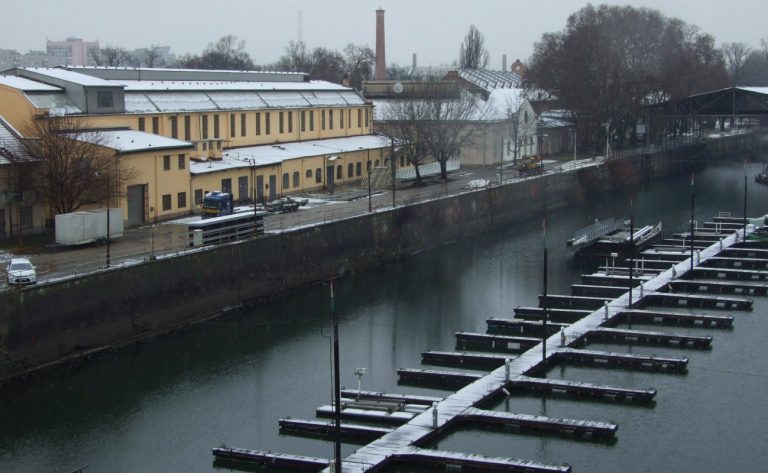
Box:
127;184;146;226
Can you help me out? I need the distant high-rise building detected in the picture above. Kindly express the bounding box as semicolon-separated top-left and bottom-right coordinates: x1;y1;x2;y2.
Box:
46;38;99;66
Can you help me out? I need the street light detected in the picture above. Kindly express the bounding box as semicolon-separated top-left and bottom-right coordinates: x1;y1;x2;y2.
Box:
366;149;372;213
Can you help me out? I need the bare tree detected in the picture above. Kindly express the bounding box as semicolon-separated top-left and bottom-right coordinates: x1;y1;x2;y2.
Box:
502;92;536;164
309;47;346;83
21;116;134;215
275;41;312;72
721;42;752;85
180;35;254;70
378;99;433;185
140;45;164;68
343;43;375;90
459;25;490;69
98;46;132;67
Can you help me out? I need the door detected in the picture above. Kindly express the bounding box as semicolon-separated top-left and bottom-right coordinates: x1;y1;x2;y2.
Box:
0;209;5;239
256;175;264;203
326;165;334;190
268;175;277;201
238;176;248;202
127;184;146;226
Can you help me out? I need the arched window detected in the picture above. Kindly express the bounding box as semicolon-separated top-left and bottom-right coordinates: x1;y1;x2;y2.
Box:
356;162;362;176
374;159;380;167
336;165;342;180
306;169;313;179
293;171;300;188
347;163;354;178
315;168;322;183
282;173;289;189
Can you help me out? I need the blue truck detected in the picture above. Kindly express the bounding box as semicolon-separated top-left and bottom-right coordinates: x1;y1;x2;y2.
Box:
202;191;234;218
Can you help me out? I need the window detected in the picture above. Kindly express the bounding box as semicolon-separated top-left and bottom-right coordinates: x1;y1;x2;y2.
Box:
315;168;322;183
365;109;369;128
184;115;191;140
97;90;113;108
288;111;293;133
301;111;306;132
357;109;362;127
329;110;334;130
241;113;246;137
347;163;354;178
321;110;326;130
309;111;315;131
375;159;380;167
177;192;187;209
221;178;232;194
282;173;289;189
178;154;185;170
336;165;342;180
162;194;172;211
213;115;220;138
400;156;405;167
306;169;313;179
265;113;271;135
194;189;203;205
293;171;300;188
138;117;145;131
217;141;221;150
202;115;209;139
279;112;284;134
255;112;261;135
340;109;344;128
202;142;207;151
163;155;171;171
20;206;33;229
170;116;178;139
230;114;236;137
152;116;159;134
356;162;362;176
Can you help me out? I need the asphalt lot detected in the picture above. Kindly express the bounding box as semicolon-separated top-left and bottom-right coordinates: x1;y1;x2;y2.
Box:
1;161;569;291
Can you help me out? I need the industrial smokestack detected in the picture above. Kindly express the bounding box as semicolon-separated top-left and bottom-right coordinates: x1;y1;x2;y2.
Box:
502;54;507;72
375;9;387;80
412;53;417;70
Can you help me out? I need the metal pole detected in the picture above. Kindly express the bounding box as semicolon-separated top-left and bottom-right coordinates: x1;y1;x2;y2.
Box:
499;136;503;185
367;150;372;213
690;172;695;274
106;175;111;268
743;163;748;241
573;127;577;166
628;200;634;310
390;137;396;208
542;217;547;363
330;279;342;473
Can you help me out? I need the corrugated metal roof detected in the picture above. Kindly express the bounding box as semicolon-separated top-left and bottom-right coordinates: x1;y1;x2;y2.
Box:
458;69;522;91
17;67;116;86
191;135;391;175
73;129;193;153
0;75;61;91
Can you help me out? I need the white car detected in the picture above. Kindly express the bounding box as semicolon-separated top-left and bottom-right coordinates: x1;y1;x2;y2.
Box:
7;258;36;286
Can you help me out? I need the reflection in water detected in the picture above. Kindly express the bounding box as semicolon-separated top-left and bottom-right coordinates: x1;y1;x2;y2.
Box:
2;162;768;473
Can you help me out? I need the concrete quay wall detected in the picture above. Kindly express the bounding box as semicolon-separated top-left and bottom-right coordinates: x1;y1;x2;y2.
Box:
0;137;758;382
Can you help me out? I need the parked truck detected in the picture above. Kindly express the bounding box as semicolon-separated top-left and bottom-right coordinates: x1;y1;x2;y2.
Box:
202;191;234;218
55;208;124;246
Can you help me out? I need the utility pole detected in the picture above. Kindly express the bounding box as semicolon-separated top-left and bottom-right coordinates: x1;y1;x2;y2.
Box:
390;137;396;208
743;161;748;241
690;172;695;274
330;278;342;473
541;217;547;363
367;150;372;213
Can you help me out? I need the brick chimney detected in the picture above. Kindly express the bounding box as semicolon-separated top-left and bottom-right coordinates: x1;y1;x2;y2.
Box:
502;54;507;72
375;9;387;80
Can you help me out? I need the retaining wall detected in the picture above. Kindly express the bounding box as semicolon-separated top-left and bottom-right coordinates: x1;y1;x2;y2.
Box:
0;135;761;381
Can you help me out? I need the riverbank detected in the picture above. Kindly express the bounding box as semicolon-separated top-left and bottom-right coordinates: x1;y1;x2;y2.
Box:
1;132;764;383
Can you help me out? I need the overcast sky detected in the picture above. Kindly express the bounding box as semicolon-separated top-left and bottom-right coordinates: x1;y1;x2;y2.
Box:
3;0;766;69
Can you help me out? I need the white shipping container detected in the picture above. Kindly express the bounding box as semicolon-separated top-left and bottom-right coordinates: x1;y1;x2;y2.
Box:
55;208;124;245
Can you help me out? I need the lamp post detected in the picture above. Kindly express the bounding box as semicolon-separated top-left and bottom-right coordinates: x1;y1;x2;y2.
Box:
367;149;372;213
106;173;111;268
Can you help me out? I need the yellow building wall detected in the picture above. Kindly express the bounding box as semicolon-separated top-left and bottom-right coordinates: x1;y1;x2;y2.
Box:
0;86;40;134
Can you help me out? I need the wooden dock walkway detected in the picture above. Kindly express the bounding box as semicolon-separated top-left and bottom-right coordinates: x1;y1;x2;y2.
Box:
212;447;329;472
279;418;393;441
455;332;541;353
217;225;765;473
587;327;713;348
514;307;592;323
486;318;568;337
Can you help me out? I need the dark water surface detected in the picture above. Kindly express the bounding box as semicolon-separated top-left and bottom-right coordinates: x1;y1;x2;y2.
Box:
2;163;768;472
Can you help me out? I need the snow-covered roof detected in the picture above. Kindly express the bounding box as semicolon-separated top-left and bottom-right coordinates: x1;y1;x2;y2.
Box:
16;67;116;87
484;88;526;120
191;135;391;175
117;80;349;92
0;116;33;165
737;87;768;95
72;129;194;153
372;94;506;122
0;75;62;91
124;89;366;114
458;69;521;91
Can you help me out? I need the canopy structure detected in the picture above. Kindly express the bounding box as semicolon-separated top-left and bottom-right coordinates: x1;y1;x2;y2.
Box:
654;87;768;117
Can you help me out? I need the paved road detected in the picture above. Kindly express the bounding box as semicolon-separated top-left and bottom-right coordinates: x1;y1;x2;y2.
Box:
2;161;574;291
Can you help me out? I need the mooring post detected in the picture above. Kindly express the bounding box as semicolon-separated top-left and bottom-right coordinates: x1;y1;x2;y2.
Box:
639;283;644;298
560;327;566;347
505;358;511;382
604;301;609;321
432;402;438;429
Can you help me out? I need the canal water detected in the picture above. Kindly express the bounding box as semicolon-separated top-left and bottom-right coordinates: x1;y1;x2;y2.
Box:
2;162;768;473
